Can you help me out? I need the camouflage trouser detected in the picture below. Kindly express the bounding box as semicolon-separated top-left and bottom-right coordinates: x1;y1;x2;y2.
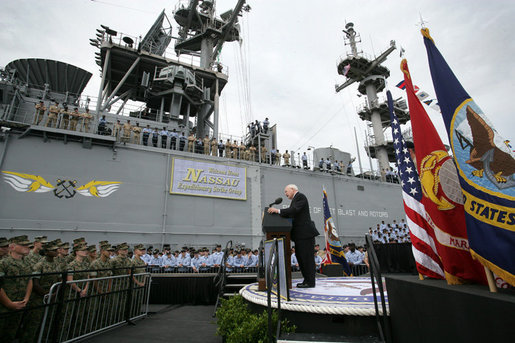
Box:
61;288;90;340
109;278;128;324
91;292;112;329
129;276;146;318
0;307;34;342
26;295;45;342
86;280;114;333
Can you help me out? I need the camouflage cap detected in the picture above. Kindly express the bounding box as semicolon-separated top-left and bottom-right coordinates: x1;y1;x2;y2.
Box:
99;240;109;246
87;245;97;252
73;237;86;246
9;235;31;245
59;242;70;249
104;244;115;252
34;236;48;243
0;237;9;247
117;243;129;250
44;241;59;251
133;244;145;251
74;242;88;251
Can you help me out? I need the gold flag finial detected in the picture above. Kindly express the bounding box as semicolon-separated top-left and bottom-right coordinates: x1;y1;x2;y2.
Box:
421;28;434;43
400;58;410;80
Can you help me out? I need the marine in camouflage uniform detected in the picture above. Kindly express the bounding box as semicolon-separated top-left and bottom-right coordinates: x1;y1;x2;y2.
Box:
31;240;63;342
109;243;132;321
24;235;48;267
0;237;8;260
55;240;71;271
65;237;86;267
130;244;147;318
89;243;114;329
0;235;34;342
87;245;97;264
62;242;90;341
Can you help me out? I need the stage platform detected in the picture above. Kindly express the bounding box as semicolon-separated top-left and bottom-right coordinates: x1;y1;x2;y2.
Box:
241;276;387;316
241;277;384;338
386;274;515;342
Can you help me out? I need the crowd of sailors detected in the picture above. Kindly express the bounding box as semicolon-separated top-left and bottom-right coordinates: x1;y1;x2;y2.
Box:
34;100;94;132
369;219;412;244
32;101;401;180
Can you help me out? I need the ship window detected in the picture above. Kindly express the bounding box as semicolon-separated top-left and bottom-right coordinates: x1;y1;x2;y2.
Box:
357;185;364;191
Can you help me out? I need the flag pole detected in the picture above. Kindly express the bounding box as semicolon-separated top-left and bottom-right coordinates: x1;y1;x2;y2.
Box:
353;127;363;176
484;267;497;293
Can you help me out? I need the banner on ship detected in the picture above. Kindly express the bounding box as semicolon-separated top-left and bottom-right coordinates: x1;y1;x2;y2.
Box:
170;158;247;200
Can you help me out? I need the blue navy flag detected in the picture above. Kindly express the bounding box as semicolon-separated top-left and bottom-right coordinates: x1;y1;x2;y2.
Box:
422;28;515;286
387;91;445;279
321;188;351;276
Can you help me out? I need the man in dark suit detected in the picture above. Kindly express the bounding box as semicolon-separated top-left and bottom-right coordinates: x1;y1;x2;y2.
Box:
268;184;319;288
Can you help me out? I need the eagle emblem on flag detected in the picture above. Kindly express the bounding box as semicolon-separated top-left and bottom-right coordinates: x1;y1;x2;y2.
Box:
453;101;515;194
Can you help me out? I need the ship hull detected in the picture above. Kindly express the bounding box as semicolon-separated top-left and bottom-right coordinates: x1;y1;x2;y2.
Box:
0;134;404;249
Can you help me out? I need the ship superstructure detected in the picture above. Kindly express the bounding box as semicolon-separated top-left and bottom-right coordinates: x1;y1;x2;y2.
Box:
335;23;409;177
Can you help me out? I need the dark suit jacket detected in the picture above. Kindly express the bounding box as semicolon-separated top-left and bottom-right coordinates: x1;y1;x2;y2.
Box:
279;192;320;241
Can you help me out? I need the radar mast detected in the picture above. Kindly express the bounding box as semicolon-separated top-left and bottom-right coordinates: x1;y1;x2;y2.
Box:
335;22;409;178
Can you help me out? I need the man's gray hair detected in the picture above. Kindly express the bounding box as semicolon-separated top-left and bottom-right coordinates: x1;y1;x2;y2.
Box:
286;184;298;191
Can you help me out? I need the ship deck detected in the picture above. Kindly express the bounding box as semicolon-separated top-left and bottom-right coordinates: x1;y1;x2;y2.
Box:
87;304;221;343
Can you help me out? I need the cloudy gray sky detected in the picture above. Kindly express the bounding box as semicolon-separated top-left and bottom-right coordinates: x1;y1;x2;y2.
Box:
1;0;513;171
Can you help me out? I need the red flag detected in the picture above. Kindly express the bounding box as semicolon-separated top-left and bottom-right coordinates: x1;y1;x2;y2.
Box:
401;59;486;285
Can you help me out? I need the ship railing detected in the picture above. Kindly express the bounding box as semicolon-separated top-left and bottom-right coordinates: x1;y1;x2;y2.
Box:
351;263;370;276
365;234;392;342
0;267;151;343
174;0;193;13
337;46;388;65
99;27;229;75
6;101;117;136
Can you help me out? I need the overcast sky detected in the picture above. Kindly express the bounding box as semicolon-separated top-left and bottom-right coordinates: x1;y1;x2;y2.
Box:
1;0;513;171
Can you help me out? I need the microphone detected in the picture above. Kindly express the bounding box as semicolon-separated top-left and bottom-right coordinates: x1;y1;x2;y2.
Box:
269;197;282;207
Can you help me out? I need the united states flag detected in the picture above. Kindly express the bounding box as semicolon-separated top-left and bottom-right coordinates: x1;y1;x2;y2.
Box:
387;91;445;279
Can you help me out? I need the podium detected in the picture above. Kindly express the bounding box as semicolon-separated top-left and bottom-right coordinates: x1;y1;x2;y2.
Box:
261;208;293;289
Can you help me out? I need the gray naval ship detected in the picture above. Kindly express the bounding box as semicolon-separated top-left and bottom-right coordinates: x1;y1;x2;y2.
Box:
0;1;408;251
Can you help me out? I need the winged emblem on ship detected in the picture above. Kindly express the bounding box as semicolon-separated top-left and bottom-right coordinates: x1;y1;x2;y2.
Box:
76;180;121;197
2;171;121;198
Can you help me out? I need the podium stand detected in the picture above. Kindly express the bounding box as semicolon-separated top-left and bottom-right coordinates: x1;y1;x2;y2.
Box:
261;208;292;289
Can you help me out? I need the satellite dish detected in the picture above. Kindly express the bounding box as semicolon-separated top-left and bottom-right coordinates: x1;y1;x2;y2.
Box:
123;36;134;45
